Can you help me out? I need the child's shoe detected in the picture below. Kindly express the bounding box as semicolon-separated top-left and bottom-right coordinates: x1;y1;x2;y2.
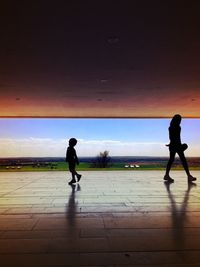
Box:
68;179;76;185
77;174;82;182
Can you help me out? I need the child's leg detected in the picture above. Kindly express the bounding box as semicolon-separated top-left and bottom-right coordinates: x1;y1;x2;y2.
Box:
74;170;82;182
71;171;76;181
68;171;76;184
68;163;77;184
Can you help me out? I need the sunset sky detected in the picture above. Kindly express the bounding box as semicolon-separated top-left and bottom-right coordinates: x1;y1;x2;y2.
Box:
0;118;200;157
0;2;200;157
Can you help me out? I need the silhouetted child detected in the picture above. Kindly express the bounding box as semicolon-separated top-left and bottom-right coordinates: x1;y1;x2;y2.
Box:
66;138;82;185
164;114;197;183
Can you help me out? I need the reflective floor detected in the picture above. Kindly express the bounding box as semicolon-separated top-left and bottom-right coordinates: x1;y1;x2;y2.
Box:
0;171;200;267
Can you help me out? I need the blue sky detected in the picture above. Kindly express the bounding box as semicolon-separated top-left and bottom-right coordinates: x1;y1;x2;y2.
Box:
0;118;200;157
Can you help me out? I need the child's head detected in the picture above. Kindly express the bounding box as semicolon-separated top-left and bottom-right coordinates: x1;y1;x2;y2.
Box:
69;138;77;147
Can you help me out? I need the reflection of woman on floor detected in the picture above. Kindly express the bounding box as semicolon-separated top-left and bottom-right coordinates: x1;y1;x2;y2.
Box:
164;114;197;183
164;181;196;251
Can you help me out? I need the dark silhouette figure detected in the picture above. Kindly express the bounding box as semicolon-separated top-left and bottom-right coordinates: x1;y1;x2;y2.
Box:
66;138;82;185
164;114;197;183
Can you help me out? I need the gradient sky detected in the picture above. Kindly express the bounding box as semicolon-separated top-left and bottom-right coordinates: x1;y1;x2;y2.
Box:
0;118;200;157
1;2;200;118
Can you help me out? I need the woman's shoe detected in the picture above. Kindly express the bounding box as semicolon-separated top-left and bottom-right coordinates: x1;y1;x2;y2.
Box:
188;175;197;182
163;175;174;183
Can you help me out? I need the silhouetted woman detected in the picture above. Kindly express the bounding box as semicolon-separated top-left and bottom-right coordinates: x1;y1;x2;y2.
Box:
164;114;197;183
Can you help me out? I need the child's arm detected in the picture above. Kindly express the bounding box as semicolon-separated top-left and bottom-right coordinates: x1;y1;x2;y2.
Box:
74;150;79;165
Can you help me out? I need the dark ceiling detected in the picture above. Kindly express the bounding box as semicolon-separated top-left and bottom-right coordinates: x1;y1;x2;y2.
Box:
0;1;200;117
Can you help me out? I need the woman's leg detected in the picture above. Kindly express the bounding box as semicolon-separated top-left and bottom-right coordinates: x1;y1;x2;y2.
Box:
177;151;197;181
177;150;190;176
165;151;176;176
164;151;176;182
178;151;197;182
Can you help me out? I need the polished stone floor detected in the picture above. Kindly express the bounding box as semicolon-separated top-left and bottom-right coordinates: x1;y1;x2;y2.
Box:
0;170;200;267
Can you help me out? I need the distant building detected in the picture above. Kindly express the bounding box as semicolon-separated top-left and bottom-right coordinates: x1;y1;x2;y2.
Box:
124;163;140;168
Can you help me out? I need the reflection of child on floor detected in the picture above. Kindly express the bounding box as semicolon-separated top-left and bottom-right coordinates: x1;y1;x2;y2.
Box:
66;138;82;185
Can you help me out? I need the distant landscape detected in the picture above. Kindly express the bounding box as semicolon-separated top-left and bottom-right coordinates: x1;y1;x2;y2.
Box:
1;156;200;171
